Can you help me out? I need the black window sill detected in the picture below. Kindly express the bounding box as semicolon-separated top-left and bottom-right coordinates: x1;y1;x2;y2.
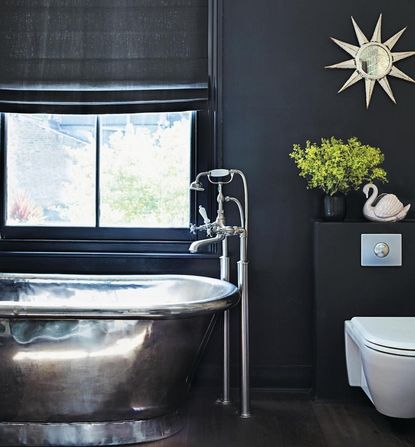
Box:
0;239;210;254
0;250;220;276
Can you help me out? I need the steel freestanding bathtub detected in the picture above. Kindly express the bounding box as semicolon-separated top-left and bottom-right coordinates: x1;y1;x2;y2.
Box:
0;273;239;446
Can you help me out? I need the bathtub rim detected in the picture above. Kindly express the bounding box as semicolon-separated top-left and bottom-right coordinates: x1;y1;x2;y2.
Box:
0;273;240;319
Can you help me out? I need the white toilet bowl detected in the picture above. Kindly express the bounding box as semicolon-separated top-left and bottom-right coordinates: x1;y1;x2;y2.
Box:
345;317;415;418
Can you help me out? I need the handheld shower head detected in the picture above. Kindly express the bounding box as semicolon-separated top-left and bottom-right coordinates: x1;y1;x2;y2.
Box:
189;180;205;191
190;169;234;191
189;171;210;191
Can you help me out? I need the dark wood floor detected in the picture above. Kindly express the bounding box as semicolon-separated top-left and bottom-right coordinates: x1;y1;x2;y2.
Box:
145;389;415;447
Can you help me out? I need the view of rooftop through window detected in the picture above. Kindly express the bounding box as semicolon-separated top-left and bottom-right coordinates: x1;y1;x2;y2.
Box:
6;112;192;228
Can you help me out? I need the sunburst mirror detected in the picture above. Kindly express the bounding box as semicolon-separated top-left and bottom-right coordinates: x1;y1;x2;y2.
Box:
326;14;415;108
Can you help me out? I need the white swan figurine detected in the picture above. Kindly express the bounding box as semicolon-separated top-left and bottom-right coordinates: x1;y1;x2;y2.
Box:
363;183;411;222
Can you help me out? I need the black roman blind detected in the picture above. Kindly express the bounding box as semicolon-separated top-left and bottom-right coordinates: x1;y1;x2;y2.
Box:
0;0;209;113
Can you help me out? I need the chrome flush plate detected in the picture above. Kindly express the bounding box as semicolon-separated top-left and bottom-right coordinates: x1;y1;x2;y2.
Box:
361;234;402;267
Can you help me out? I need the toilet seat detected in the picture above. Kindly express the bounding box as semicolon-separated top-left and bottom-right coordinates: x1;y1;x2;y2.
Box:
350;317;415;357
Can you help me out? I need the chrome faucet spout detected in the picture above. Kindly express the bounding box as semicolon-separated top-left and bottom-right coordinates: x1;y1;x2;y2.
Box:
189;234;225;253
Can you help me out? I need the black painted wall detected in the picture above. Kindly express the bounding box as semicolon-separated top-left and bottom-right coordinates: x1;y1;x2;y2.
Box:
219;0;415;388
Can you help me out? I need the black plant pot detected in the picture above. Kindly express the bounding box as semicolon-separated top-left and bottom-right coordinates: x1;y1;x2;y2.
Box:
323;194;346;221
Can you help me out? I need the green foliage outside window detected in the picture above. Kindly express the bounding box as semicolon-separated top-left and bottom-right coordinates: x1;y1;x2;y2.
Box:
6;113;191;228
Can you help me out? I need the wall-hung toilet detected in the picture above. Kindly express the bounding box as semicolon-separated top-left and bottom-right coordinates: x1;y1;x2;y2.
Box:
345;317;415;418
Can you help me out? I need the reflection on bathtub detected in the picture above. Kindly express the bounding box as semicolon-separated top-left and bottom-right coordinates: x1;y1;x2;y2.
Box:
13;330;147;362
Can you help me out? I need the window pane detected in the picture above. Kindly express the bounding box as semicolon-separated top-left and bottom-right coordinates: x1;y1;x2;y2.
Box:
100;112;191;228
6;114;96;226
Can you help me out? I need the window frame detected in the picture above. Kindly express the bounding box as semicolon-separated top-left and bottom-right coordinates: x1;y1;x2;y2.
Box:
0;109;214;253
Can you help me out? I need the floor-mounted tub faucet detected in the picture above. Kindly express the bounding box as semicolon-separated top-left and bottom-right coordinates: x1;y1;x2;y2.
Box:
189;168;250;418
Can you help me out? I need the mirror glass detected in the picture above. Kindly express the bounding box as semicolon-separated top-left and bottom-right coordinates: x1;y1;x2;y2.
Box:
358;44;390;78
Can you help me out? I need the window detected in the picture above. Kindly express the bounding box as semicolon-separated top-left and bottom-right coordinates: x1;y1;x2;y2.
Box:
1;111;198;241
0;0;217;258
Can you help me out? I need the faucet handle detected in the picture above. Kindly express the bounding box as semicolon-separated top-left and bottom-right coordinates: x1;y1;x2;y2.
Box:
198;205;211;224
190;221;215;236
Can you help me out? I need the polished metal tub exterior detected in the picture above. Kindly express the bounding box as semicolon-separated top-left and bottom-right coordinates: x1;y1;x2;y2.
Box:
0;274;239;446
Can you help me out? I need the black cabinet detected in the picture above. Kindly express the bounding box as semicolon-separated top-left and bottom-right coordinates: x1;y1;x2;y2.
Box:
314;221;415;399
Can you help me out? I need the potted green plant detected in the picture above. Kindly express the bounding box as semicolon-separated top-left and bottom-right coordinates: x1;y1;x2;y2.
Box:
289;137;388;221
